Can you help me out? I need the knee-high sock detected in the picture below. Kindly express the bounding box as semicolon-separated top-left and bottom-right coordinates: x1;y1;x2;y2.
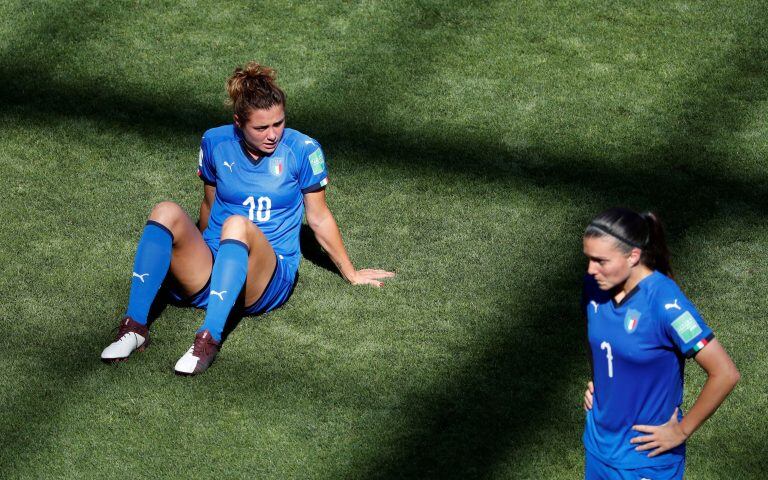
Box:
125;221;173;325
199;239;249;341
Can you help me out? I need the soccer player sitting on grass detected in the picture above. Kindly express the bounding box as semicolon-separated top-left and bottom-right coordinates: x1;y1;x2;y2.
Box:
581;207;739;480
101;62;394;375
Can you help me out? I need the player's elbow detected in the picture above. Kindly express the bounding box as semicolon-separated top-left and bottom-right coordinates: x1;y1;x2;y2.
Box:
728;366;741;388
306;211;331;232
716;363;741;392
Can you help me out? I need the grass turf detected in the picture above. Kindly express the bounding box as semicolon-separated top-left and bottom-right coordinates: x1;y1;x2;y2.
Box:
0;1;766;478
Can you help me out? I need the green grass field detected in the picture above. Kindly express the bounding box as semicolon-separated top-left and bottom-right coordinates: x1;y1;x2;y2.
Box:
1;1;766;478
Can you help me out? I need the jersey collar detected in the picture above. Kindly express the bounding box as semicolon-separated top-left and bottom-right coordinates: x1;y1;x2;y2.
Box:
234;126;274;166
611;271;659;308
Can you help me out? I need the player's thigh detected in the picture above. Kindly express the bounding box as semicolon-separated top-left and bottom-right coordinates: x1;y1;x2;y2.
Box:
243;239;277;306
149;201;213;296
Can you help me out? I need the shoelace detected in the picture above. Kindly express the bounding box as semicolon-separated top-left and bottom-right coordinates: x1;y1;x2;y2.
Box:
113;324;134;342
112;319;145;342
192;334;216;358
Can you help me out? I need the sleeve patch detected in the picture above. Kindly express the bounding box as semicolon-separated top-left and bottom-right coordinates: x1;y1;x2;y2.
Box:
692;337;710;353
671;311;703;343
309;149;325;175
684;333;715;358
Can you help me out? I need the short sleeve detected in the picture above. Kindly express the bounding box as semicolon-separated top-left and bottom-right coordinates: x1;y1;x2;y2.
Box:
196;136;216;185
298;143;329;194
661;295;714;358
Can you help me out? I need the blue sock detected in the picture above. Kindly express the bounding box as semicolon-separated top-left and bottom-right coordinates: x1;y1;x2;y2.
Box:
199;239;249;341
125;221;173;325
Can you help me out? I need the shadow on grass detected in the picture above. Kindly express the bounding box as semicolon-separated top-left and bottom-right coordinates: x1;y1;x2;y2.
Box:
300;224;339;276
1;3;767;480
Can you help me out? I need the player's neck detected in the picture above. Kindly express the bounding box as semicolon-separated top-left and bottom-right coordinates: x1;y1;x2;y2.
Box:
241;140;264;161
614;265;653;303
236;128;267;162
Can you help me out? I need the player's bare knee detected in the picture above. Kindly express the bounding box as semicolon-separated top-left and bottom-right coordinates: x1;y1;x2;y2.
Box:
149;201;184;228
220;215;252;241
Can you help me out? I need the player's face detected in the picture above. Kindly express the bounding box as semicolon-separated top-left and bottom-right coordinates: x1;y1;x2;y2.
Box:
235;104;286;155
583;236;634;291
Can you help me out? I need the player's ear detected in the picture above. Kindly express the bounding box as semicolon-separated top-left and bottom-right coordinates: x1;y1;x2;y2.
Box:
627;247;642;267
233;114;242;129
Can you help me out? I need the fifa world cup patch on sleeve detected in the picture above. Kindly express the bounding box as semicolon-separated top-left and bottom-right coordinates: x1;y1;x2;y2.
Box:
309;149;325;175
671;311;703;343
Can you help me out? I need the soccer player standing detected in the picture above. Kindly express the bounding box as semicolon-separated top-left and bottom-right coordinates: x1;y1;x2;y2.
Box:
581;208;739;479
101;62;394;375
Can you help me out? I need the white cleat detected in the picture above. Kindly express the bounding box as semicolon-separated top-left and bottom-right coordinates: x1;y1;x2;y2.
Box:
101;317;150;363
174;330;220;376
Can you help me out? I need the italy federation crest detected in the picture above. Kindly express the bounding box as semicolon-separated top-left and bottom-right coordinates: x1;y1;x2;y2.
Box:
269;157;284;176
624;309;641;334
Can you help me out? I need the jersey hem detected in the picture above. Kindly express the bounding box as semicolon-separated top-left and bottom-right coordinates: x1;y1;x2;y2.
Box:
583;442;685;469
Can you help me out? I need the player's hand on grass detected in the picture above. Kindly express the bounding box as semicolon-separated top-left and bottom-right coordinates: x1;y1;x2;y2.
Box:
583;381;594;411
348;268;395;287
631;408;689;457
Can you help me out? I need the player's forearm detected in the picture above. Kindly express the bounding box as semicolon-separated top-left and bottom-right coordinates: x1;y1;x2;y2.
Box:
309;214;355;281
679;367;740;437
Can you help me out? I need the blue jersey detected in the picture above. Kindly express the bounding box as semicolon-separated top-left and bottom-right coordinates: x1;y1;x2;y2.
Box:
582;271;714;469
196;125;329;272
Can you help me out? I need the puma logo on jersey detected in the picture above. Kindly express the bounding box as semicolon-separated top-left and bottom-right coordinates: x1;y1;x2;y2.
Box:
665;299;681;310
304;140;315;145
132;272;149;283
223;161;235;172
211;290;227;301
590;301;598;313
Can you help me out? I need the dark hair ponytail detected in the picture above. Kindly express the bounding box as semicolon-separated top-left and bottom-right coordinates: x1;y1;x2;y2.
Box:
584;207;673;277
638;212;672;278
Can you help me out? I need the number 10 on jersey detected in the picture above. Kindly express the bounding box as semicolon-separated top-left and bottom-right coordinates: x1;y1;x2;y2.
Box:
243;196;271;222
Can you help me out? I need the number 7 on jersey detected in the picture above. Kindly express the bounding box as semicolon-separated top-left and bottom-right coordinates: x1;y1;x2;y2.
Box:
600;341;614;378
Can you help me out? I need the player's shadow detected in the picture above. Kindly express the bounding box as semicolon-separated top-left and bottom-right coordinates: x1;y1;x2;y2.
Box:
299;223;339;275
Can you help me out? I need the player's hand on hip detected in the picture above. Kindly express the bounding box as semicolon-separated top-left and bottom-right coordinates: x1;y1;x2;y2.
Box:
349;268;395;287
631;408;689;457
583;381;594;411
